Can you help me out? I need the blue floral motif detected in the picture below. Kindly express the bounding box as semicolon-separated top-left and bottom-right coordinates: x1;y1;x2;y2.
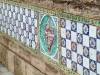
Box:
89;37;96;49
77;54;83;65
83;24;89;35
83;46;89;57
66;49;71;59
72;61;77;72
97;28;100;39
61;38;66;47
77;33;83;44
66;30;71;40
71;21;77;32
90;59;96;72
71;42;77;52
83;67;89;75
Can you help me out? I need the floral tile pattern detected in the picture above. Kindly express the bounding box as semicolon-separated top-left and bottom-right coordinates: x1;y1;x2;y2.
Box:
0;3;37;49
60;18;100;75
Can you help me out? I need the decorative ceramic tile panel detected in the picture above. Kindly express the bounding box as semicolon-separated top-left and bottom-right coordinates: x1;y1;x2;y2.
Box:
60;18;100;75
0;3;37;49
39;14;59;61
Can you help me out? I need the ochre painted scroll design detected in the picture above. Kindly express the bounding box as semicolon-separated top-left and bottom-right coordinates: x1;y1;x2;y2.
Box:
40;15;58;58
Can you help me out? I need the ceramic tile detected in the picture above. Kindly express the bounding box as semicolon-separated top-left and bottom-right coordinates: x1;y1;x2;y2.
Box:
72;51;77;62
71;21;77;32
90;59;96;72
61;47;66;57
66;39;71;50
83;67;89;75
83;56;89;69
77;22;83;34
90;71;96;75
83;46;89;58
83;35;89;47
97;39;100;51
71;31;77;42
89;48;96;61
89;37;96;49
89;25;96;38
97;63;100;74
67;59;71;69
77;64;83;75
77;44;83;55
66;20;71;30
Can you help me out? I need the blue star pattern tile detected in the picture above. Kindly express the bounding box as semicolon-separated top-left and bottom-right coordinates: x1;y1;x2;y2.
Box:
0;3;37;49
60;18;100;75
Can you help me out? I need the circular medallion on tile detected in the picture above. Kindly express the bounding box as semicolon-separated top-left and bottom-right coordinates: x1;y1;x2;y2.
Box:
89;37;96;49
97;28;100;39
90;60;96;72
77;54;83;65
83;46;89;57
83;24;89;35
71;42;77;52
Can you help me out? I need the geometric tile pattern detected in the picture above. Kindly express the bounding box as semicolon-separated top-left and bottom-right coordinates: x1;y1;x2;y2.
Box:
60;18;100;75
0;3;38;49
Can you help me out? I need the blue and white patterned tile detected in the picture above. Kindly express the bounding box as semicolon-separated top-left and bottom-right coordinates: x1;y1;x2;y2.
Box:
97;39;100;52
90;71;96;75
67;59;71;69
83;24;89;35
66;30;71;40
61;28;66;38
61;56;67;66
77;33;83;44
60;18;66;28
71;31;77;42
61;47;66;57
89;37;96;49
83;56;89;69
72;51;77;62
71;21;77;32
71;42;77;52
66;39;71;50
77;54;83;65
77;64;83;75
77;44;83;55
83;46;89;58
97;28;100;39
83;67;90;75
97;51;100;63
72;61;77;72
90;59;96;72
66;49;71;59
66;20;71;30
61;38;66;47
83;35;89;47
77;22;83;34
89;25;96;38
89;48;96;61
97;63;100;74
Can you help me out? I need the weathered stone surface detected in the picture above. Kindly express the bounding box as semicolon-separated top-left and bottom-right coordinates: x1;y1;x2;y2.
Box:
3;0;100;20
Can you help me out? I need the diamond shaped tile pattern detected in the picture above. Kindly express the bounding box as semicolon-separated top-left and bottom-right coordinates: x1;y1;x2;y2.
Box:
0;3;38;49
60;18;100;75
